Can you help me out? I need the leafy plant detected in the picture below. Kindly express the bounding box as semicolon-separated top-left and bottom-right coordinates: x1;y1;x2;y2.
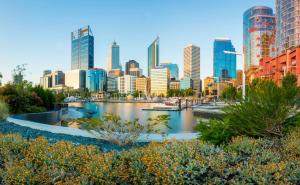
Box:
0;101;9;120
77;113;171;146
197;74;300;144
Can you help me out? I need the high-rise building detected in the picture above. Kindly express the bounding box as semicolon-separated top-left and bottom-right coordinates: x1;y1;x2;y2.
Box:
86;68;107;93
125;60;139;75
136;76;151;96
184;45;200;92
118;75;137;94
150;67;170;96
65;70;86;90
108;69;124;78
160;61;179;80
243;6;276;70
213;38;237;81
107;41;122;71
148;37;159;76
71;26;94;70
276;0;300;53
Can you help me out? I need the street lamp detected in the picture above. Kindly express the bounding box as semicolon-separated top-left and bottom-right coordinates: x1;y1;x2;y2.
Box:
224;51;246;99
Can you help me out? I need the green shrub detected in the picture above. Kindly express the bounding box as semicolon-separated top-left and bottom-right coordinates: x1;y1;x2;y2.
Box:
0;101;9;120
197;74;300;144
1;129;300;184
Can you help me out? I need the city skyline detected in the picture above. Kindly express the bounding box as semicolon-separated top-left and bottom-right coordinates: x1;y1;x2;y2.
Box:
0;0;274;84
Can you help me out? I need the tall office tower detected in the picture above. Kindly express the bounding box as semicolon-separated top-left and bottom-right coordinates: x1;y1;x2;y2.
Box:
213;38;237;81
148;37;160;76
107;41;122;71
184;45;201;92
276;0;300;53
243;6;276;70
86;68;107;93
71;26;94;70
125;60;139;75
160;61;179;80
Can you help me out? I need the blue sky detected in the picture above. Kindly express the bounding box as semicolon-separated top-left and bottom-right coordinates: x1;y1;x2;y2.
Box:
0;0;274;84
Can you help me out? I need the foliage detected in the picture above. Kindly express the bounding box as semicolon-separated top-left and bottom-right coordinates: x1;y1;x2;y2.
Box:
0;83;55;114
54;92;66;103
167;88;194;97
77;113;171;146
197;74;300;145
0;101;9;120
1;127;300;184
221;85;238;102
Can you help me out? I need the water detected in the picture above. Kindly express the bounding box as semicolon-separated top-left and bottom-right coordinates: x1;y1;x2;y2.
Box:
67;102;198;133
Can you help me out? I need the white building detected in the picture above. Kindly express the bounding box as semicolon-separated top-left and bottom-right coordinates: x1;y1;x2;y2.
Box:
40;70;65;89
117;75;137;94
65;69;86;90
150;67;170;96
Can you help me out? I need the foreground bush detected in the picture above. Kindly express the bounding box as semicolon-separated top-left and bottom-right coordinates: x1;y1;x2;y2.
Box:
1;128;300;184
197;74;300;145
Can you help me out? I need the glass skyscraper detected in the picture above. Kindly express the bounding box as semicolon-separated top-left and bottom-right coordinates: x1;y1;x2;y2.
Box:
160;61;179;80
213;38;237;81
86;68;107;93
148;37;159;76
276;0;300;53
108;41;122;71
184;44;200;92
243;6;276;70
71;26;94;70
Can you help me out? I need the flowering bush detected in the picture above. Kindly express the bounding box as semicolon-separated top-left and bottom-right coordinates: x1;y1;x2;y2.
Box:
0;128;300;184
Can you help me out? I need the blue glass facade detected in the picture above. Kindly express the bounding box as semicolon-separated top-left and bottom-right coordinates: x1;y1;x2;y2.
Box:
71;26;94;70
86;69;107;93
148;37;159;76
213;39;236;81
180;77;193;90
111;41;122;70
161;63;179;80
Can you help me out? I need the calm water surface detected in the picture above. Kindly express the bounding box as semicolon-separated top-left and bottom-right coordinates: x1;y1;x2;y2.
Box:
68;102;198;133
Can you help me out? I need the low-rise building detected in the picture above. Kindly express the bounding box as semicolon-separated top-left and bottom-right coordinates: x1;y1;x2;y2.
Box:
169;80;180;90
107;76;118;93
65;69;86;90
136;76;151;96
180;77;193;90
150;67;170;96
118;75;137;94
40;70;65;89
86;68;107;93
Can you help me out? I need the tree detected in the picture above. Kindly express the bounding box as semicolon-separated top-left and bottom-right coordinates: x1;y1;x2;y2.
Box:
221;85;238;102
77;113;171;146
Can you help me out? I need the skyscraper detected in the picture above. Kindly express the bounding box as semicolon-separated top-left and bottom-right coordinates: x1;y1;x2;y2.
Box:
148;37;159;76
276;0;300;53
125;60;139;75
160;61;179;80
243;6;276;70
184;45;200;92
71;26;94;70
213;38;237;81
107;41;122;71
